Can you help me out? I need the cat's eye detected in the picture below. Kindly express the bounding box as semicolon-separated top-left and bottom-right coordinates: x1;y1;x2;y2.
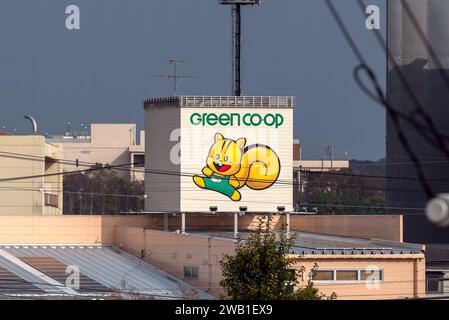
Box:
215;154;220;160
224;156;229;162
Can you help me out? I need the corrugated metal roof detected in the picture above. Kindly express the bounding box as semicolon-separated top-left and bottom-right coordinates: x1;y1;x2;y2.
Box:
289;232;423;255
0;245;214;300
194;231;424;255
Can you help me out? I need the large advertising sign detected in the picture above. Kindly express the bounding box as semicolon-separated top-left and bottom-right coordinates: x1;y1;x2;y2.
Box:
179;107;293;212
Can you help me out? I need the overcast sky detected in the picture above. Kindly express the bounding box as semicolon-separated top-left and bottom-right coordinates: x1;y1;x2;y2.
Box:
0;0;386;160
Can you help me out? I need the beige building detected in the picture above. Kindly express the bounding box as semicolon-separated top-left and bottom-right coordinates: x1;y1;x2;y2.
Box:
112;214;426;300
0;135;63;215
0;214;426;300
47;124;145;182
293;139;349;172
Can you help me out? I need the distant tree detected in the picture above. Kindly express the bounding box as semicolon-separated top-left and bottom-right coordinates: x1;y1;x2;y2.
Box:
63;164;144;215
220;219;332;300
297;168;386;214
304;192;385;215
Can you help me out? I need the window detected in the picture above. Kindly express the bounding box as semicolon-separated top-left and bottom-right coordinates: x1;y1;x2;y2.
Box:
313;268;384;283
183;266;199;279
361;269;383;281
427;272;444;293
336;270;358;281
44;193;58;208
286;269;299;290
133;154;145;168
313;270;334;281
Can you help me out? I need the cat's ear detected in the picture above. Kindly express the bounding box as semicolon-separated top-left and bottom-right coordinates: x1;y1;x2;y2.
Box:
236;138;246;149
214;133;224;142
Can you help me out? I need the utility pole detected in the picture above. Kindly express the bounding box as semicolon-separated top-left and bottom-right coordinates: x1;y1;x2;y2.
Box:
155;59;195;96
321;145;324;173
232;4;242;96
220;0;260;96
326;145;335;172
321;145;335;172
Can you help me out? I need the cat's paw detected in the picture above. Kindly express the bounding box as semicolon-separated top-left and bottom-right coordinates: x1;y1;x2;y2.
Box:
230;190;241;202
193;176;206;188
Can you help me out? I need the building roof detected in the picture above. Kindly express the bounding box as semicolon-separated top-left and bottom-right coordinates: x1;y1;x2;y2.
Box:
144;96;295;109
0;245;213;300
194;231;424;256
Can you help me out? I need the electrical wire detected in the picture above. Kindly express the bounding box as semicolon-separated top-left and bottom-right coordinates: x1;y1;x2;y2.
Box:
324;0;435;199
355;0;449;158
399;0;449;93
0;151;440;194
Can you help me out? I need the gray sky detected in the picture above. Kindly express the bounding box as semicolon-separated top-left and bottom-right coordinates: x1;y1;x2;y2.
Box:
0;0;386;160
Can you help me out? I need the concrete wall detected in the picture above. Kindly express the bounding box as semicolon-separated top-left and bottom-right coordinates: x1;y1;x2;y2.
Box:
0;214;418;299
0;215;153;244
153;214;402;242
296;255;426;300
293;160;349;172
55;124;141;181
0;214;403;243
290;215;403;242
114;226;425;299
387;0;449;243
145;106;181;212
0;136;63;216
115;227;236;297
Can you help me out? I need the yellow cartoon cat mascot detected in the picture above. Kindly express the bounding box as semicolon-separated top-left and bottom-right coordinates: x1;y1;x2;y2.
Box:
193;133;281;201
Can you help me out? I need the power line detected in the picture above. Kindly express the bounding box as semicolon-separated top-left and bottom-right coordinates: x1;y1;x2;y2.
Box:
0;161;139;183
324;0;435;200
355;0;449;157
399;0;449;93
0;152;437;196
3;145;449;187
299;169;449;183
0;150;431;187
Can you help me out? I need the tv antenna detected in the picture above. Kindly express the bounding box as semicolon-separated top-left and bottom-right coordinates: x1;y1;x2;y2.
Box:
220;0;261;96
155;59;195;96
321;144;335;172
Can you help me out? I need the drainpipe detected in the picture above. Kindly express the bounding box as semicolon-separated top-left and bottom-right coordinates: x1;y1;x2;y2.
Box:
233;212;239;238
164;213;169;232
285;213;291;237
181;213;186;234
413;258;419;298
208;237;212;287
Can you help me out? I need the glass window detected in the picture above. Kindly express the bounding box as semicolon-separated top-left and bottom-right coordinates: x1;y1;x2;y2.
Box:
44;193;58;208
427;272;444;293
361;270;383;281
336;270;358;281
313;270;334;281
134;154;145;168
183;266;199;279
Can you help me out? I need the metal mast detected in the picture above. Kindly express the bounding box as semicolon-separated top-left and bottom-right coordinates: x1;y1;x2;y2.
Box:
232;4;242;96
220;0;260;96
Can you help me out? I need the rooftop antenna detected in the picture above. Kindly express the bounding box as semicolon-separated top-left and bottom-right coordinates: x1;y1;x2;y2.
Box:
155;59;195;96
65;121;72;136
326;145;335;172
220;0;261;96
